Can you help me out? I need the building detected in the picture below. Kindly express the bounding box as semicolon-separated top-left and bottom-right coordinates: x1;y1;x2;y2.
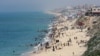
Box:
85;6;100;16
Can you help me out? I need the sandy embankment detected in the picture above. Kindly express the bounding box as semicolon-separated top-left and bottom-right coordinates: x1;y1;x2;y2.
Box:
28;14;91;56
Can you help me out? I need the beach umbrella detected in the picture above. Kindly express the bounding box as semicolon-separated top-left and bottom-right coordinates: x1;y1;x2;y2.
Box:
78;22;84;32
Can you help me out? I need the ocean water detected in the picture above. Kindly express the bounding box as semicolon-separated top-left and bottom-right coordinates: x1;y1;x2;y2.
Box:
0;12;53;56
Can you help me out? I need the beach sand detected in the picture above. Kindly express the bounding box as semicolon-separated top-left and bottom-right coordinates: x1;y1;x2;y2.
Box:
26;14;91;56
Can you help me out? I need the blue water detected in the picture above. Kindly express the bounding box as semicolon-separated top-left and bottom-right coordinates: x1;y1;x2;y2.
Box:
0;12;53;56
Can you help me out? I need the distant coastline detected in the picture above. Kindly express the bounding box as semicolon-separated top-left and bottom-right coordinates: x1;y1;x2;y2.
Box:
45;11;61;16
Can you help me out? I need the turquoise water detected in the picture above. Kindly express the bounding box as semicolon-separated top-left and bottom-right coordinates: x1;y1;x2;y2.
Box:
0;12;53;56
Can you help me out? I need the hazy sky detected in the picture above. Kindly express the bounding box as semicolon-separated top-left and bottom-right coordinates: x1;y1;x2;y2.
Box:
0;0;100;12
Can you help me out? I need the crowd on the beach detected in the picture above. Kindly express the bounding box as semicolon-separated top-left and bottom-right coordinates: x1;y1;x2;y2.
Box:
30;15;90;56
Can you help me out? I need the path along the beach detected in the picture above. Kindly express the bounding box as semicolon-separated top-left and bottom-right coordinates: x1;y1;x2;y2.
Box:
30;16;91;56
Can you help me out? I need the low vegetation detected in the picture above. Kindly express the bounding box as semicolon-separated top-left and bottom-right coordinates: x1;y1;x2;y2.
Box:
82;16;100;56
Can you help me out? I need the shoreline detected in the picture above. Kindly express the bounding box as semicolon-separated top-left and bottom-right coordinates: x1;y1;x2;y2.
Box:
21;12;57;56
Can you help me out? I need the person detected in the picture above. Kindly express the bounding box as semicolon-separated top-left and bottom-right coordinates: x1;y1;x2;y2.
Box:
30;44;33;46
63;43;66;46
45;42;50;49
68;42;70;46
62;33;64;37
40;43;42;47
65;26;68;30
52;46;55;51
35;38;37;41
74;37;77;39
72;52;74;56
69;38;72;43
13;50;15;53
87;27;90;30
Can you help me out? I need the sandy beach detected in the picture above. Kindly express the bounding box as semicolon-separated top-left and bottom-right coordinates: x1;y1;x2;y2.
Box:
24;13;91;56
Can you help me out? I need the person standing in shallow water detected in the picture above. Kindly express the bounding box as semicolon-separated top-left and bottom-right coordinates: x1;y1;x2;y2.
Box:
13;50;15;53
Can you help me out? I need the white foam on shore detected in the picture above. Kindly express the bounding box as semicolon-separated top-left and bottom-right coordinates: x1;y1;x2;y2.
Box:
21;19;54;56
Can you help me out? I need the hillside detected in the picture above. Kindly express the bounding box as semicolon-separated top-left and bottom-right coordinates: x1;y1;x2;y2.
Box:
76;16;100;56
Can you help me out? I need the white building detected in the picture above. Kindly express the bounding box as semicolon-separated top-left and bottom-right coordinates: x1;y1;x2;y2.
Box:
91;6;100;13
85;6;100;16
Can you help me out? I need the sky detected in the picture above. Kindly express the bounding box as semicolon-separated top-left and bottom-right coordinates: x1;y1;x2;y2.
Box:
0;0;100;12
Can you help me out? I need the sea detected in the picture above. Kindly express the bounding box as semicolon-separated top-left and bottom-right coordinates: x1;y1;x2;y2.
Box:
0;12;53;56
